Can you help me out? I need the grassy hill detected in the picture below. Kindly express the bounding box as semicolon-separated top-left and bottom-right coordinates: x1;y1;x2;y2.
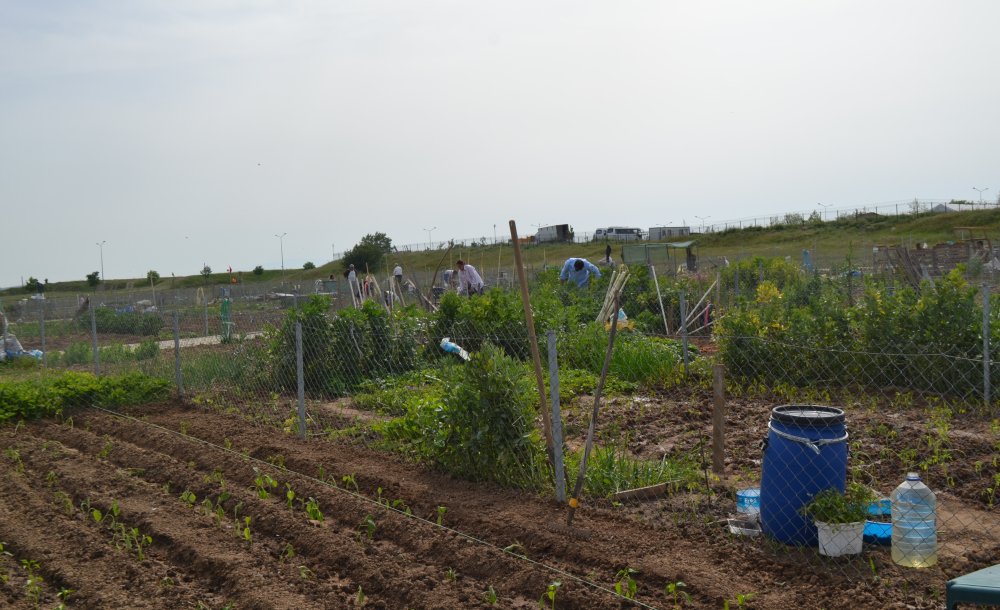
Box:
6;208;999;298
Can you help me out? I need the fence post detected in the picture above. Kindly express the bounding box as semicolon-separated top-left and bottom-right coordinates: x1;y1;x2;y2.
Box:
680;289;689;375
984;284;991;408
712;364;726;475
547;330;566;503
296;321;306;440
173;311;184;397
39;308;46;368
90;301;101;377
203;300;209;337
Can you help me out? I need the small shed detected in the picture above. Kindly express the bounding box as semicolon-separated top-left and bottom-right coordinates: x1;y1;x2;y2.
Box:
621;241;698;272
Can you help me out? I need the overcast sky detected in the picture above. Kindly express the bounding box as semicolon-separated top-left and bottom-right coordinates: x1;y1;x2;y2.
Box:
2;1;998;288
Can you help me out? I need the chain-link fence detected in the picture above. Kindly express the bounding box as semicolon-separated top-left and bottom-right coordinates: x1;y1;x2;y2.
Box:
3;261;999;597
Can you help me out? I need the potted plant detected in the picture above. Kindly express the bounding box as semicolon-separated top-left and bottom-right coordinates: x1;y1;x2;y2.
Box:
801;483;877;557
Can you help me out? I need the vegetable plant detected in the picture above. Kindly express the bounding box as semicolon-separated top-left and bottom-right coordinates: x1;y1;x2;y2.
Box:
305;497;324;522
614;567;638;600
801;483;876;524
539;581;561;610
665;581;690;608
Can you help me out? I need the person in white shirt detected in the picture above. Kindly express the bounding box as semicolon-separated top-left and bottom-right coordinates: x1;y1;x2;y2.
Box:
456;260;484;296
392;264;403;285
347;264;361;300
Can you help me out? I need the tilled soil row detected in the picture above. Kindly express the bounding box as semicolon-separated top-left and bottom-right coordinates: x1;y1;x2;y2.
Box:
23;407;637;609
93;402;887;608
0;398;970;609
3;429;327;609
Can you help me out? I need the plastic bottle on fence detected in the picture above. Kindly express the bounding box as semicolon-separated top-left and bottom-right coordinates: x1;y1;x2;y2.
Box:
891;472;937;567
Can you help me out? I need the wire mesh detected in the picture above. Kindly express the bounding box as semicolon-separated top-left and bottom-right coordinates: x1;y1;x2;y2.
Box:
2;261;999;587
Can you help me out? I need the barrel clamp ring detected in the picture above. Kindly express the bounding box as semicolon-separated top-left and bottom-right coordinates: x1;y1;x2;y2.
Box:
767;421;849;455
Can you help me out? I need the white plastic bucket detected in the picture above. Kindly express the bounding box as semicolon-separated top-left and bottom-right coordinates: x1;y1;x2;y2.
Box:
815;521;864;557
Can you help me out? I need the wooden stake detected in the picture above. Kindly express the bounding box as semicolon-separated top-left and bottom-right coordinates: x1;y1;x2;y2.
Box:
509;220;555;460
567;291;621;526
711;363;726;475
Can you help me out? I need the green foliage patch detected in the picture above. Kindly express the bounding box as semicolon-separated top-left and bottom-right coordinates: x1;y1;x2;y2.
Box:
376;343;547;488
0;371;169;423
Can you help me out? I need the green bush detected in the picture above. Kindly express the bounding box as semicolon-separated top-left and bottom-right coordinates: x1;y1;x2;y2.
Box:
60;342;93;366
717;267;987;399
377;343;547;488
79;307;164;336
561;322;684;386
266;297;419;396
0;371;169;423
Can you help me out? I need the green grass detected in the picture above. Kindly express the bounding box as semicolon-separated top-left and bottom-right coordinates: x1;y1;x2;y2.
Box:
8;207;999;299
564;441;701;498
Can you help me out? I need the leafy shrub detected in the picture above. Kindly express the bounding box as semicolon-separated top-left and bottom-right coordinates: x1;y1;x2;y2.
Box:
561;323;684;386
60;342;93;366
354;370;442;416
717;267;987;399
266;297;419;396
79;307;164;336
377;343;547;488
0;372;169;423
431;291;529;360
303;261;316;270
253;265;264;276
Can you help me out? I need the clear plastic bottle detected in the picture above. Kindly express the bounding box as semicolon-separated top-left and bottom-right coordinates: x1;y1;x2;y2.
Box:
891;472;937;567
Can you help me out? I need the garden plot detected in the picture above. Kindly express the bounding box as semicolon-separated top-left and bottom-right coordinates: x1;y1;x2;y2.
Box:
1;398;994;609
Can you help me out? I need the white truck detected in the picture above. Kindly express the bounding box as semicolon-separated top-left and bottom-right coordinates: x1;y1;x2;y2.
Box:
594;227;643;241
535;224;572;243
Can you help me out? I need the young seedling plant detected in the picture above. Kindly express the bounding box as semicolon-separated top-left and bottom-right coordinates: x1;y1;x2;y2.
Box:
665;581;691;608
21;559;43;607
253;468;278;499
539;581;561;610
305;497;324;523
614;567;638;600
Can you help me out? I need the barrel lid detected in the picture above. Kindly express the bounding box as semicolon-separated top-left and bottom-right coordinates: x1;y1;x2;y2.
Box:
771;404;845;426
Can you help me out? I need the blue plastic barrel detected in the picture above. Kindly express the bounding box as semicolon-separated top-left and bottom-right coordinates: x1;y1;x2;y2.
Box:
760;405;849;546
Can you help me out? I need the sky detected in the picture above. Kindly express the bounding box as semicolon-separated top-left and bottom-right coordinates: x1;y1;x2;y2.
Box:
2;0;999;288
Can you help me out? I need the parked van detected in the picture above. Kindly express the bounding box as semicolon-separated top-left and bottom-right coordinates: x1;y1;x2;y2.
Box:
594;227;643;241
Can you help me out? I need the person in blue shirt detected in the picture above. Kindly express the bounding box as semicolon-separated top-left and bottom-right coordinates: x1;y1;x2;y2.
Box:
560;257;602;287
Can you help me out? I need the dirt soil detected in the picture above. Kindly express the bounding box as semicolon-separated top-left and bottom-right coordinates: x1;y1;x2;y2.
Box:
1;395;998;609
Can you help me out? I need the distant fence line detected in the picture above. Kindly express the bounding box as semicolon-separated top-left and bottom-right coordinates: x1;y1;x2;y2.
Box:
383;198;995;255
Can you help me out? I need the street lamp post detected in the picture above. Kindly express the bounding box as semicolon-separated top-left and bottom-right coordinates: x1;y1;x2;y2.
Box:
973;187;990;205
422;226;436;250
817;202;831;221
96;241;106;281
694;215;710;234
274;233;287;282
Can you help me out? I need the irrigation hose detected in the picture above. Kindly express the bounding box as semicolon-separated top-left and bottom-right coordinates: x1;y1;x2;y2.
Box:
86;405;663;610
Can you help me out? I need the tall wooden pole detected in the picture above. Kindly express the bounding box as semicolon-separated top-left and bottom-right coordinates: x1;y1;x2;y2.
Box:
509;220;555;458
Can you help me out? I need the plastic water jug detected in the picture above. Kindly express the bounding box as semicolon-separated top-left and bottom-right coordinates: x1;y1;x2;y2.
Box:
891;472;937;567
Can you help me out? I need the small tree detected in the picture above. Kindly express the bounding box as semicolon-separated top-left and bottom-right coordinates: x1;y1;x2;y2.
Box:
303;261;316;270
147;270;160;284
343;233;394;274
86;271;101;287
201;265;212;283
24;277;43;293
253;265;265;276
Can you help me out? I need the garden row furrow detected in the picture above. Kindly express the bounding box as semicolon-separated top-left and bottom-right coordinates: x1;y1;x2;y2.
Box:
135;403;770;608
35;411;584;609
6;428;337;610
0;447;195;609
19;420;369;608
